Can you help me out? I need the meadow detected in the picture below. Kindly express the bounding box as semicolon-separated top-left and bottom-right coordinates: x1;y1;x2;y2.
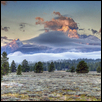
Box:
1;71;101;101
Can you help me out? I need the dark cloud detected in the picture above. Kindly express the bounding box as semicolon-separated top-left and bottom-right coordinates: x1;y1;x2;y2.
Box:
91;29;98;34
1;36;13;42
19;23;25;27
1;36;13;46
3;41;9;44
23;31;74;47
19;22;35;31
38;29;50;33
23;31;101;49
19;23;25;30
1;36;7;40
1;26;10;32
78;28;84;30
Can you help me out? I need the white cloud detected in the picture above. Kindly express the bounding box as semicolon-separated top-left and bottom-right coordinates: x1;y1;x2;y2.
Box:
8;51;101;63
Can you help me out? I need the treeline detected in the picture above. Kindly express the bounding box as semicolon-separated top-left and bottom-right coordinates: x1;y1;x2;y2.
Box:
10;58;101;72
52;59;101;71
1;51;55;80
1;51;101;81
28;58;101;71
1;51;101;79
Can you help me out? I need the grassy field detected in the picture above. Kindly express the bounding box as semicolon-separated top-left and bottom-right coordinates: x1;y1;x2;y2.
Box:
1;71;101;101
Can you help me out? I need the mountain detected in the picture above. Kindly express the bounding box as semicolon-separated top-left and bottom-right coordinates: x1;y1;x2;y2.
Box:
1;35;101;55
1;39;23;54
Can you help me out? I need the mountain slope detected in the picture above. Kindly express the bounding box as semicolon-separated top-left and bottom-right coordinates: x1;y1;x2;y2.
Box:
1;39;23;54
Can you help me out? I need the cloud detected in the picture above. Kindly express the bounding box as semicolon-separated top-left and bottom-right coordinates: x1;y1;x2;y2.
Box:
1;26;10;32
35;11;78;38
99;28;101;33
35;17;44;22
8;51;101;63
44;20;62;31
23;31;101;49
19;23;25;30
78;28;84;30
1;1;7;5
1;1;16;5
1;36;13;45
91;29;98;34
53;11;61;16
19;22;35;31
77;28;101;40
1;36;7;40
35;17;44;25
68;29;79;38
45;29;49;32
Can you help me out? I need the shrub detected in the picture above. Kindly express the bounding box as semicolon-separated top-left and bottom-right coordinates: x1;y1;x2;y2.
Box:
70;66;75;73
66;70;70;72
1;66;3;81
96;66;101;73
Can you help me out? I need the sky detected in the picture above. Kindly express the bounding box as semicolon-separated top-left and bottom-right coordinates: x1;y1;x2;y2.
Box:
1;1;101;46
1;1;101;62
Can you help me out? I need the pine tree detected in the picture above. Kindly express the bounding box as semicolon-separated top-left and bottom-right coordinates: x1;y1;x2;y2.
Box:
1;51;9;75
10;60;16;72
48;62;55;72
1;66;3;81
76;60;89;73
21;59;29;72
70;66;75;73
34;62;43;73
34;63;38;73
1;62;9;75
96;66;101;73
30;66;33;72
17;64;22;75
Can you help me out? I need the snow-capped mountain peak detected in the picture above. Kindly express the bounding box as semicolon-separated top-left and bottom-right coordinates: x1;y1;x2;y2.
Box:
1;39;23;54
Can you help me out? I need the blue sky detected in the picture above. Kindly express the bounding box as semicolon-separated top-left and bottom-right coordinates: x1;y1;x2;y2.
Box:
1;1;101;46
1;1;101;62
